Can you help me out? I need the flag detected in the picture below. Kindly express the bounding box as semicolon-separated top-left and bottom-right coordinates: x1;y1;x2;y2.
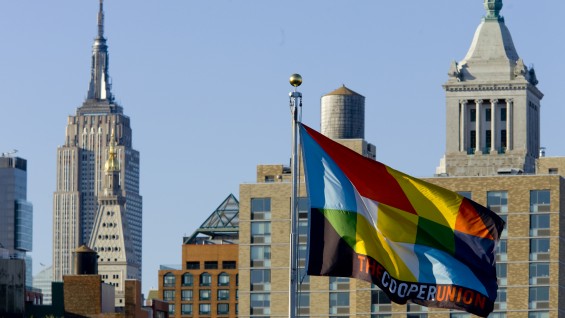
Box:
300;123;505;317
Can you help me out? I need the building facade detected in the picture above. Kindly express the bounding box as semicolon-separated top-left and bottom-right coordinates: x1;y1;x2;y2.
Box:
33;265;53;305
52;0;142;281
159;194;240;318
89;131;140;307
0;155;33;287
437;0;543;177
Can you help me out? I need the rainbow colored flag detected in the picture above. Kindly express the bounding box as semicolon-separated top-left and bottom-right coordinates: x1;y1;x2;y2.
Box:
300;123;505;317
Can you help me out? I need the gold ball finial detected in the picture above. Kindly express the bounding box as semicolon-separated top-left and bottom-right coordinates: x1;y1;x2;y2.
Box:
289;73;302;87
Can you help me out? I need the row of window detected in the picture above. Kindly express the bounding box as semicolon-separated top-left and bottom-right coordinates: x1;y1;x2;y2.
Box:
163;288;236;301
169;302;236;315
458;190;550;213
496;238;551;262
469;106;507;123
163;272;236;287
247;291;349;315
185;260;236;270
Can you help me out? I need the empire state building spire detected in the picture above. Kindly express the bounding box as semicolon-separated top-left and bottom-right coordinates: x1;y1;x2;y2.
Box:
87;0;113;101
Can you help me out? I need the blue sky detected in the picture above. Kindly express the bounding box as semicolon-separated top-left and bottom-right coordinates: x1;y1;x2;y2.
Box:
1;1;564;292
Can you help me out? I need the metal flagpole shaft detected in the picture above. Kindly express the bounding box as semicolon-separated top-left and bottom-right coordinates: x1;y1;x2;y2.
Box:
288;74;302;318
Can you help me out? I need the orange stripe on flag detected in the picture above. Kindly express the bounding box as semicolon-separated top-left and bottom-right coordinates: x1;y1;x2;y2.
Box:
455;199;494;239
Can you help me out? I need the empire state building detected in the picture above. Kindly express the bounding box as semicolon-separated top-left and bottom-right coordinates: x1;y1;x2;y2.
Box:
52;0;142;281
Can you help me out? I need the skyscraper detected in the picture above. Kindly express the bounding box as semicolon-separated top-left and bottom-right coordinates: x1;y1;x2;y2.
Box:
0;154;33;287
52;0;142;282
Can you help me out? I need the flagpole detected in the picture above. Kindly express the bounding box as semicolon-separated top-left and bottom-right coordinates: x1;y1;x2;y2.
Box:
288;73;302;318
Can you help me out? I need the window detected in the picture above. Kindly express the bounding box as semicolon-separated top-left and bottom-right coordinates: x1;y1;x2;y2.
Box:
487;191;508;213
548;168;558;174
298;197;309;219
530;238;550;261
200;273;212;286
163;290;175;301
529;286;549;309
486;108;491;122
250;293;270;315
530;213;550;236
486;130;492;150
501;129;507;148
181;289;193;301
199;303;211;315
298;244;307;267
181;304;192;315
494;288;506;310
496;239;507;262
470;109;476;122
218;289;230;300
168;304;175;314
529;312;549;318
200;289;211;300
218;272;230;286
450;314;471;318
529;262;550;285
330;292;350;314
251;222;271;244
470;131;476;151
496;263;507;286
204;261;218;269
182;273;193;286
500;107;507;121
298;292;310;315
250;245;271;267
186;261;200;270
298;218;309;242
407;304;428;313
250;269;271;291
251;198;271;220
222;261;236;269
498;214;508;238
330;276;349;290
371;285;391;314
530;190;550;212
163;273;176;287
217;303;229;315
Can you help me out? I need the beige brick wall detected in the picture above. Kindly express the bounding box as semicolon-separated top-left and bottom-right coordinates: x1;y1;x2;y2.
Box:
425;175;562;315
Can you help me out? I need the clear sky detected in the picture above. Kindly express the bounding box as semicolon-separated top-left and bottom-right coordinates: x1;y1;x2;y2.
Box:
1;0;564;293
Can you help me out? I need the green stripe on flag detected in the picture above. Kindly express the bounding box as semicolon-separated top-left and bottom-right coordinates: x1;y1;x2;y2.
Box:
321;209;358;249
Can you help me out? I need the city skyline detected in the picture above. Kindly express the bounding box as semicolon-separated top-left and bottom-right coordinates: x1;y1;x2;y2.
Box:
1;1;565;292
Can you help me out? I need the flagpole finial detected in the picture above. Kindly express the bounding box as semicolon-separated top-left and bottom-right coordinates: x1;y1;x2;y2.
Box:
289;73;302;87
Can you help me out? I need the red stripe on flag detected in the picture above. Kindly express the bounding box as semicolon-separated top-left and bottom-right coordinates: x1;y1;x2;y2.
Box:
302;124;417;215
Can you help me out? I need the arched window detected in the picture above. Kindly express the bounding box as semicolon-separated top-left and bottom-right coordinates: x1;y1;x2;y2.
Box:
163;273;176;287
182;273;193;286
218;272;230;286
200;273;212;286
